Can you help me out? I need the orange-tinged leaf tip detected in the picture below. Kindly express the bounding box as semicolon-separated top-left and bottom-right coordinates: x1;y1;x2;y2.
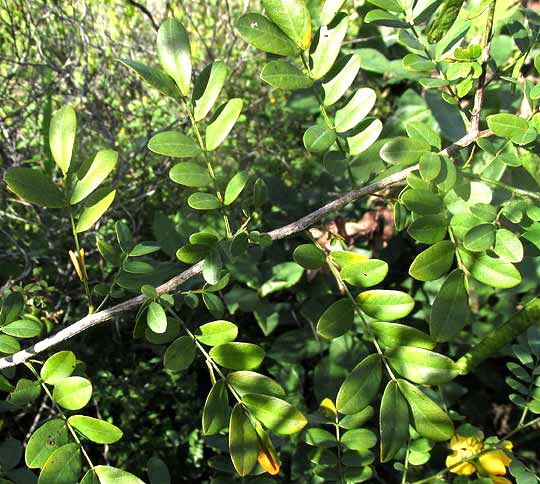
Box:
258;449;280;475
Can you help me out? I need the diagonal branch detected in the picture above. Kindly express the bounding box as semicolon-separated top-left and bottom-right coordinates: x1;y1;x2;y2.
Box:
0;129;489;370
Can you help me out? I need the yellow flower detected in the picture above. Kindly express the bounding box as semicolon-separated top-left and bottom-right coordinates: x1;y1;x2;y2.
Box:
491;477;513;484
478;441;513;476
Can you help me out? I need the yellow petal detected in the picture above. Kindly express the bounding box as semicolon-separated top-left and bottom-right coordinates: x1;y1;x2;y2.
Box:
491;476;512;484
479;450;511;475
450;435;471;450
258;449;280;475
320;398;337;419
69;250;83;281
446;454;476;475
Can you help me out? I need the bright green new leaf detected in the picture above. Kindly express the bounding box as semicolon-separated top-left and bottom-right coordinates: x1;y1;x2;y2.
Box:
52;377;92;410
380;137;431;165
463;252;522;288
157;18;191;96
402;188;443;214
408;123;441;150
347;118;383;155
494;228;523;263
380;381;409;462
229;403;258;476
293;244;326;269
227;371;286;398
243;393;307;435
193;61;228;121
369;322;435;350
169;162;212;187
202;381;229;434
75;187;116;233
0;334;20;354
487;113;529;142
37;443;80;484
341;259;388;287
163;336;196;371
463;223;495;251
316;298;355;340
49;105;76;174
430;269;470;342
303;125;336;152
147;302;167;334
357;290;415;321
330;251;367;267
1;318;41;338
41;351;76;385
4;168;66;208
402;54;434;72
118;59;181;100
386;346;459;385
409;240;455;281
262;0;312;50
71;150;118;204
364;9;409;27
68;415;123;444
94;466;146;484
341;429;377;450
210;342;265;370
25;419;69;469
310;13;348;79
188;192;221;210
336;354;382;415
206;98;243;151
261;61;313;89
322;54;361;106
335;88;376;133
224;171;249;205
148;131;202;158
195;320;238;346
397;379;454;441
236;13;299;56
408;214;448;244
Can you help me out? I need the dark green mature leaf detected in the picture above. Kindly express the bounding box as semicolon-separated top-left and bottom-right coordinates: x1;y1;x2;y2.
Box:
261;61;313;89
157;18;191;96
463;223;495;251
293;244;326;269
336;354;382;415
310;13;348;79
164;336;196;371
236;13;299;56
259;262;304;297
4;168;66;208
317;298;355;340
210;342;265;370
193;61;228;121
49;105;76;174
147;456;171;484
52;377;92;410
37;443;81;484
196;320;238;346
41;351;76;385
118;59;181;99
322;54;361;106
94;466;146;484
408;214;448;244
75;187;116;233
380;381;409;462
227;371;286;398
147;302;167;334
430;269;470;342
262;0;312;50
494;229;523;262
0;292;24;325
229;404;258;476
386;346;459;384
419;153;442;181
402;188;443;214
148;131;201;158
380;137;431;165
25;419;69;469
370;322;435;350
341;429;377;450
303;125;336;152
341;259;388;287
67;416;123;444
397;379;454;441
176;243;209;263
71;150;118;204
364;9;408;27
206;99;243;151
409;240;455;281
225;171;249;205
357;290;415;321
243;393;307;435
202;381;229;434
188;192;221;210
335;88;376;133
169;162;212;187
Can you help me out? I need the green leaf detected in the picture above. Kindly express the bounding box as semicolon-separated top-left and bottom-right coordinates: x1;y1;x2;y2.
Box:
430;269;470;342
148;131;201;158
0;292;23;326
322;54;361;106
304;428;337;447
0;334;20;355
397;379;454;441
316;298;355;340
1;318;41;338
115;221;133;253
229;403;258;477
357;290;415;321
147;457;170;484
130;242;161;257
37;443;80;484
123;260;154;274
188;192;221;210
321;0;346;24
419;153;442;181
49;105;76;174
206;99;243;151
71;150;118;204
494;229;523;263
193;61;228;121
407;123;441;150
236;13;299;56
195;320;238;346
202;249;222;285
409;240;455;281
341;259;388;287
386;346;459;385
462;252;522;288
75;187;116;233
203;381;229;435
147;302;167;334
94;466;146;484
4;168;66;208
364;9;409;27
118;59;181;100
227;371;286;398
169;162;212;187
157;18;191;96
210;342;265;370
67;416;122;444
163;336;196;371
25;419;69;469
380;137;431;165
52;377;92;410
80;470;101;484
341;429;377;450
243;393;307;435
176;243;209;263
260;61;313;89
487;113;529;142
380;381;409;462
224;171;249;205
330;251;367;267
259;262;304;297
336;354;382;415
335;88;376;133
347;118;383;155
407;214;448;244
293;244;326;269
262;0;312;50
369;322;435;350
403;54;434;72
368;0;404;11
303;125;336;152
463;223;495;251
310;13;348;79
41;351;76;385
402;188;443;214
